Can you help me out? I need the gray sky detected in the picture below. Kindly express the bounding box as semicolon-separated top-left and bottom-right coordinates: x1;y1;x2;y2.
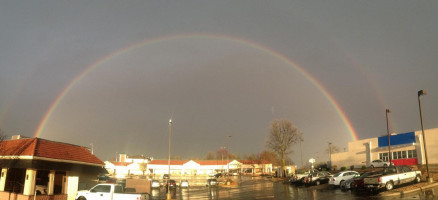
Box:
1;1;437;164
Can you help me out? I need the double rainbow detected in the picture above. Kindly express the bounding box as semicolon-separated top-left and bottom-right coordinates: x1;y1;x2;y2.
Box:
33;33;359;141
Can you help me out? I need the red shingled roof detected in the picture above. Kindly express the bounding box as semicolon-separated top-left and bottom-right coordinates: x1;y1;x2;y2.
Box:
195;160;229;165
110;162;133;166
0;138;104;165
148;160;186;165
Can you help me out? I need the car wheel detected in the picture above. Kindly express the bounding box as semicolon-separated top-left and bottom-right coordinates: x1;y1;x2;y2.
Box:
414;175;421;183
383;164;387;168
316;180;320;185
370;165;374;168
339;180;345;187
78;197;87;200
385;181;394;191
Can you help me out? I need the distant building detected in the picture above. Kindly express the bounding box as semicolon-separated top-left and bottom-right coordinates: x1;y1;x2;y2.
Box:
331;128;438;168
105;154;150;178
104;155;272;178
0;135;106;200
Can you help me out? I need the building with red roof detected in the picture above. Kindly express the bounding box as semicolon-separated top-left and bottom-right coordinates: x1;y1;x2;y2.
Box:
0;135;106;200
104;154;272;179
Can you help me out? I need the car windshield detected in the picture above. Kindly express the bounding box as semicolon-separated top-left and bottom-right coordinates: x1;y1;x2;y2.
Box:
383;167;397;175
333;172;342;177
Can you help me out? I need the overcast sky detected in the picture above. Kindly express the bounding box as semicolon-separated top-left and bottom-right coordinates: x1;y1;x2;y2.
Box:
1;1;437;164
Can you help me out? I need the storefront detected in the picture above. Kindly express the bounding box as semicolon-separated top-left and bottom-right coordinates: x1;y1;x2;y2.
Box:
331;128;438;169
0;136;106;200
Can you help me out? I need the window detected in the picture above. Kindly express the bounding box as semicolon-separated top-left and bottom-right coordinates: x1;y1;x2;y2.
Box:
401;151;407;159
114;186;123;193
402;166;411;172
408;150;413;158
379;153;389;161
92;185;111;193
392;152;398;159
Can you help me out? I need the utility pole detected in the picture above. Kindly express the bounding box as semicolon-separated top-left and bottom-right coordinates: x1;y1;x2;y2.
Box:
386;109;392;164
167;118;172;200
226;135;232;174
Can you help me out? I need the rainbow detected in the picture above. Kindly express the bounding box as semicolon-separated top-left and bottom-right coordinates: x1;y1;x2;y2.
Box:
33;33;359;141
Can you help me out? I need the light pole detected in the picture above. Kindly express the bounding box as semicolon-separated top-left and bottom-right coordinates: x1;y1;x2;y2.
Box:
226;135;232;174
300;138;303;168
220;147;225;172
418;90;431;182
167;118;172;200
386;109;392;164
328;142;332;169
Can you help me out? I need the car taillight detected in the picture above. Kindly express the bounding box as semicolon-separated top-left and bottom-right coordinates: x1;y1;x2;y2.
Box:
377;177;381;182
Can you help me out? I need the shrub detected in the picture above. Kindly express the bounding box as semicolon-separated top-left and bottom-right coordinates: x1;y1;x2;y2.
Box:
361;165;366;170
350;165;354;170
340;166;347;171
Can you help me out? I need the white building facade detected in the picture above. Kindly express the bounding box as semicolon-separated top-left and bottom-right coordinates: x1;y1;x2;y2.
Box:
331;128;438;169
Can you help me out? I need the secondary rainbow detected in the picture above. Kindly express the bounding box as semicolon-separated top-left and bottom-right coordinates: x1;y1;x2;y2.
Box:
34;33;359;141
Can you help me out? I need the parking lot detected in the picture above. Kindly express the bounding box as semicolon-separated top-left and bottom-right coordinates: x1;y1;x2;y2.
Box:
147;175;437;199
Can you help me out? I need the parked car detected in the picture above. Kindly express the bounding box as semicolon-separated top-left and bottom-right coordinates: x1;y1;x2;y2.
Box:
341;171;379;191
165;179;177;191
163;174;169;179
303;171;332;186
35;185;47;195
350;171;381;191
290;169;319;185
206;178;218;187
151;180;160;189
329;171;360;187
180;179;189;188
214;173;223;178
369;159;393;168
363;165;421;192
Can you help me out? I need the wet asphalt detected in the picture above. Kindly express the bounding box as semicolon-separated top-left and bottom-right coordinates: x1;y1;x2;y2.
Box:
149;176;437;200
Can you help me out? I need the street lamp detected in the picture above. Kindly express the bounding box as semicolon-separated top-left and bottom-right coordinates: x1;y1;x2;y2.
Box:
167;118;172;200
418;90;431;182
386;109;392;164
328;142;332;169
226;135;232;174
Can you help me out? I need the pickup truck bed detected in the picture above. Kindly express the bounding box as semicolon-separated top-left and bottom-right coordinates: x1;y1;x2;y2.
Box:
363;165;421;191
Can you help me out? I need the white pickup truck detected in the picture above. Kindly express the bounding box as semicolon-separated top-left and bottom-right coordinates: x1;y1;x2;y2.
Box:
363;165;421;191
76;183;149;200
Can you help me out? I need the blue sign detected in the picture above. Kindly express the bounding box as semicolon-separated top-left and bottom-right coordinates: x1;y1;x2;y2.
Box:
378;132;415;147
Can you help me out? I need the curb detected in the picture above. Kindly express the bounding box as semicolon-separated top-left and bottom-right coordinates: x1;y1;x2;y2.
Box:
380;182;438;197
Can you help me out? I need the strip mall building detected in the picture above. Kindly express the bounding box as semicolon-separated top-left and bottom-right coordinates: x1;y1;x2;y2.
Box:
332;128;438;168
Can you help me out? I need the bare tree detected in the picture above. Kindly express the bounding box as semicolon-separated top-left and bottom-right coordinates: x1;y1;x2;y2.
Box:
266;119;302;176
325;144;340;154
0;128;6;153
204;151;216;160
259;150;279;165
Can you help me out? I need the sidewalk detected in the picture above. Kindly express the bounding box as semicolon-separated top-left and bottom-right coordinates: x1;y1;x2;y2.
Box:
380;181;438;197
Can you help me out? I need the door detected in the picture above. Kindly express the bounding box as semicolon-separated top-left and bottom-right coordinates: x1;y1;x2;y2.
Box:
400;166;415;183
88;185;112;200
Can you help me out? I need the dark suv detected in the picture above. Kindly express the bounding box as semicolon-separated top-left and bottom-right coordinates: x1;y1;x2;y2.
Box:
304;171;332;186
165;179;177;191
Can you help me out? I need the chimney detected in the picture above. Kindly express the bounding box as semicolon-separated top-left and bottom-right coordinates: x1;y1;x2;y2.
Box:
11;135;28;140
120;154;127;162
